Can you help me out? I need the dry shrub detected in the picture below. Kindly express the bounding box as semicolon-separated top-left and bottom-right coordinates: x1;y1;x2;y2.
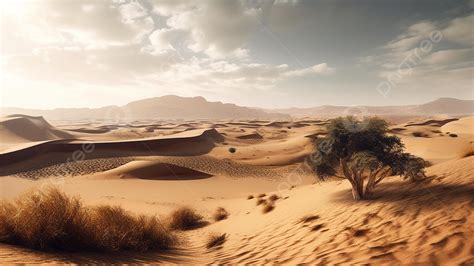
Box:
168;207;204;230
262;203;275;214
247;195;254;200
0;187;176;252
213;207;229;222
298;215;320;224
449;133;458;137
256;198;266;206
257;193;266;198
412;131;429;138
268;194;279;202
206;233;227;249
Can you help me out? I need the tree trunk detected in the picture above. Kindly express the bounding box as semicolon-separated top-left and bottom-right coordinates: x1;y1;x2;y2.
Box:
351;183;363;200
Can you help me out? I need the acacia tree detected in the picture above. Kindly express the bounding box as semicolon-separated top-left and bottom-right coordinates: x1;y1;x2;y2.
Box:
312;116;426;200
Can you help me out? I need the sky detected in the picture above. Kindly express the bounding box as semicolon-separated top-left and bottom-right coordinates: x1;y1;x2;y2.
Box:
0;0;473;109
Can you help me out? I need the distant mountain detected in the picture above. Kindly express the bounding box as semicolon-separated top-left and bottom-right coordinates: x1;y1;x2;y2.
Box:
269;98;474;117
1;96;472;121
0;95;289;121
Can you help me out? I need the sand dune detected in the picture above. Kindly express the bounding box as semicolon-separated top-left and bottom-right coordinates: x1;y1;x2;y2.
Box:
0;115;72;144
441;116;474;135
0;128;224;166
99;161;213;180
0;115;473;264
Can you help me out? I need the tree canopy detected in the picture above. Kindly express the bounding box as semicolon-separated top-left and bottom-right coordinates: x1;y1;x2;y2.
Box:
311;116;426;200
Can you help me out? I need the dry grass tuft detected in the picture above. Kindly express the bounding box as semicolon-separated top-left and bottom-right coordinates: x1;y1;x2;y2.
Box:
412;131;429;138
167;206;205;230
256;198;266;206
213;207;229;222
268;194;279;202
247;195;254;200
0;187;176;252
206;233;227;249
262;203;275;214
298;215;320;224
257;193;266;198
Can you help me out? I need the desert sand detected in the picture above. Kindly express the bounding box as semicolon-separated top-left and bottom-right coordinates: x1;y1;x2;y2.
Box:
0;114;473;264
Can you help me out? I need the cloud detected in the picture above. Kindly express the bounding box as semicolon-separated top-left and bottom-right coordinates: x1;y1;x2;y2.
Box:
148;28;186;53
359;14;473;100
423;48;472;67
286;63;335;76
384;21;436;52
442;14;473;45
1;0;154;52
153;0;258;58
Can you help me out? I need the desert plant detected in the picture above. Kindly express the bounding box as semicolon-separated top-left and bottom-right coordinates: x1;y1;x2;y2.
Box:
168;206;204;230
256;198;266;206
399;154;428;182
0;187;177;252
228;147;237;153
262;203;274;213
257;193;266;198
412;131;429;137
268;194;279;202
247;195;254;200
311;116;426;200
449;133;458;137
213;207;229;221
205;233;227;249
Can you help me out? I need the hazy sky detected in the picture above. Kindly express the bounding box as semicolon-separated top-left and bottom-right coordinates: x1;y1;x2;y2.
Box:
1;0;473;109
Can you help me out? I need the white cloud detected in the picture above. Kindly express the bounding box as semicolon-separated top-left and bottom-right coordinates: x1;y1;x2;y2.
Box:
384;21;436;52
442;14;473;45
423;48;472;66
152;0;258;58
286;63;335;76
148;28;185;53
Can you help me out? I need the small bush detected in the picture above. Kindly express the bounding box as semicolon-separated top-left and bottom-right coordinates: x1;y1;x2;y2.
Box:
213;207;229;222
228;147;237;153
449;133;458;137
168;207;204;230
0;187;177;252
262;203;275;214
247;195;254;200
412;131;429;137
206;233;227;249
298;215;320;224
268;194;279;202
256;198;266;206
257;193;266;198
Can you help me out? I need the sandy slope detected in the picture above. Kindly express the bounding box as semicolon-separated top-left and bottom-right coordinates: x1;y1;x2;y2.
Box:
0;115;473;264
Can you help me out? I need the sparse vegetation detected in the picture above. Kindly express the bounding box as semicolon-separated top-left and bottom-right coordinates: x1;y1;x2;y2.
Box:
167;206;205;230
0;187;177;252
262;203;275;213
412;131;429;138
257;193;266;198
268;194;279;202
213;207;229;222
298;215;320;224
228;147;237;153
256;198;266;206
401;155;428;182
205;233;227;249
312;116;426;200
247;195;254;200
449;133;458;137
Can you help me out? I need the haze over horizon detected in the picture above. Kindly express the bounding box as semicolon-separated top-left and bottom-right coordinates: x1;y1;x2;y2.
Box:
1;0;473;109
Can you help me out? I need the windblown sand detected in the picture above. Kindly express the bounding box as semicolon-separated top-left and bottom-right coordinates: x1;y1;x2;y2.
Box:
0;114;473;264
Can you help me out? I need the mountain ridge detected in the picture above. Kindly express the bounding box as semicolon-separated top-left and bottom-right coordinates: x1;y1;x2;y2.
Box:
1;96;472;120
